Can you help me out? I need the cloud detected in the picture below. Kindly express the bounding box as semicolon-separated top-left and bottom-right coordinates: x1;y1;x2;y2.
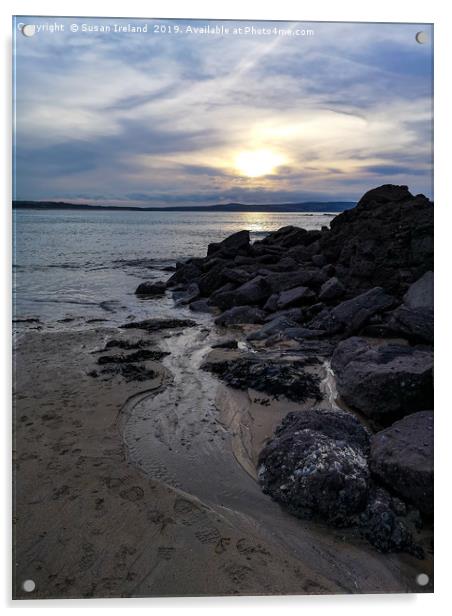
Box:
13;17;433;204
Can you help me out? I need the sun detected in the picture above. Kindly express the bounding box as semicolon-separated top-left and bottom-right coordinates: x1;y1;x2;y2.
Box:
234;148;286;178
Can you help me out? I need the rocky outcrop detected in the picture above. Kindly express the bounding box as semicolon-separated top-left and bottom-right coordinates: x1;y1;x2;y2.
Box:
258;409;425;556
258;410;370;526
135;281;166;297
370;411;433;515
215;306;266;326
131;184;434;556
201;356;321;403
331;337;433;425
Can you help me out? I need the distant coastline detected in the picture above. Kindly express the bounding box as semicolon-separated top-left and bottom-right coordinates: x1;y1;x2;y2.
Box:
12;200;356;214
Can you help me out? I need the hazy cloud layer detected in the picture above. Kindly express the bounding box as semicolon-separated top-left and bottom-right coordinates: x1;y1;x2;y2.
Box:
13;18;433;206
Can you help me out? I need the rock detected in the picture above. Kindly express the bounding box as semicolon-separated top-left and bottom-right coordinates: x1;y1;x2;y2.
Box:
98;349;167;364
207;230;250;256
135;281;166;297
188;299;216;313
319;185;433;297
263;308;304;323
403;271;433;310
197;261;230;296
247;316;300;341
370;411;433;515
258;409;370;526
276;286;316;309
212;340;238;349
358;487;423;557
120;318;197;332
331;337;433;425
202;356;322;403
166;262;202;287
265;269;325;294
332;287;395;327
311;254;326;267
388;305;433;344
215;306;266;326
222;267;251;285
172;283;200;305
307;287;395;335
212;276;271;309
263;293;279;312
318;277;345;301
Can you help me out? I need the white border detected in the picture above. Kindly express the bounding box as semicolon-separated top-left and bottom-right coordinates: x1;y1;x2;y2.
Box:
1;0;451;613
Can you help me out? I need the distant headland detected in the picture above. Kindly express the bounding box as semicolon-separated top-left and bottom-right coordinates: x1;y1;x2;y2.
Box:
12;200;356;214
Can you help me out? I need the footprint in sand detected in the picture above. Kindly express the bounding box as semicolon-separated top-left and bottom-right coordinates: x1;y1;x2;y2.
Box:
119;486;144;501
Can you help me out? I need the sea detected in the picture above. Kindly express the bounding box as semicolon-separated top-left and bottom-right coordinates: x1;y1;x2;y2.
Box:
13;209;336;328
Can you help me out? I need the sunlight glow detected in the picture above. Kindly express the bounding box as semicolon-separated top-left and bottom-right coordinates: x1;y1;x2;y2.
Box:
234;149;286;177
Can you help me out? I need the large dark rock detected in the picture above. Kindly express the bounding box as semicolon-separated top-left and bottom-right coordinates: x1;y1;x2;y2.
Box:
207;230;250;257
388;305;434;344
319;185;433;298
318;276;345;301
211;275;271;309
135;281;166;297
331;337;433;425
370;411;433;515
166;261;202;287
265;269;326;294
403;271;433;310
247;316;300;341
258;409;370;526
172;283;200;305
257;409;425;556
358;487;423;557
308;287;395;335
276;286;316;309
215;306;266;326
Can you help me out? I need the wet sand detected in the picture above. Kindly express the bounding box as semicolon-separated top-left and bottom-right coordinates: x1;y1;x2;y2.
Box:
13;324;432;599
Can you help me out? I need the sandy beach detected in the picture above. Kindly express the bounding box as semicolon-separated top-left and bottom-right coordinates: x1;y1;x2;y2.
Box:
13;318;432;599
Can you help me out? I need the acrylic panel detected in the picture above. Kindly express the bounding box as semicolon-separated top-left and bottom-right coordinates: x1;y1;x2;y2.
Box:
12;16;433;599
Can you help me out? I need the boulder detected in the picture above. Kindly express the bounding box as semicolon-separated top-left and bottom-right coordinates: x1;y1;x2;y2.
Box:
215;306;266;326
388;305;433;344
265;269;325;294
172;283;200;305
403;271;433;310
212;275;271;309
207;230;250;256
135;281;166;297
276;286;316;309
332;287;395;326
318;277;345;301
358;487;423;557
331;337;433;425
189;299;216;314
370;411;433;515
166;262;201;287
258;409;370;526
319;185;433;297
307;287;395;335
221;267;251;285
247;316;300;341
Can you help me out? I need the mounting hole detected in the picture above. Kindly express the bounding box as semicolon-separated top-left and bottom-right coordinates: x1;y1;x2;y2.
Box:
21;24;36;37
22;579;36;592
416;573;429;587
415;31;428;44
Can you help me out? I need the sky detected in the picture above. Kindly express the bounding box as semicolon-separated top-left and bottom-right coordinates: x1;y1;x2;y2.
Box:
13;17;433;207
